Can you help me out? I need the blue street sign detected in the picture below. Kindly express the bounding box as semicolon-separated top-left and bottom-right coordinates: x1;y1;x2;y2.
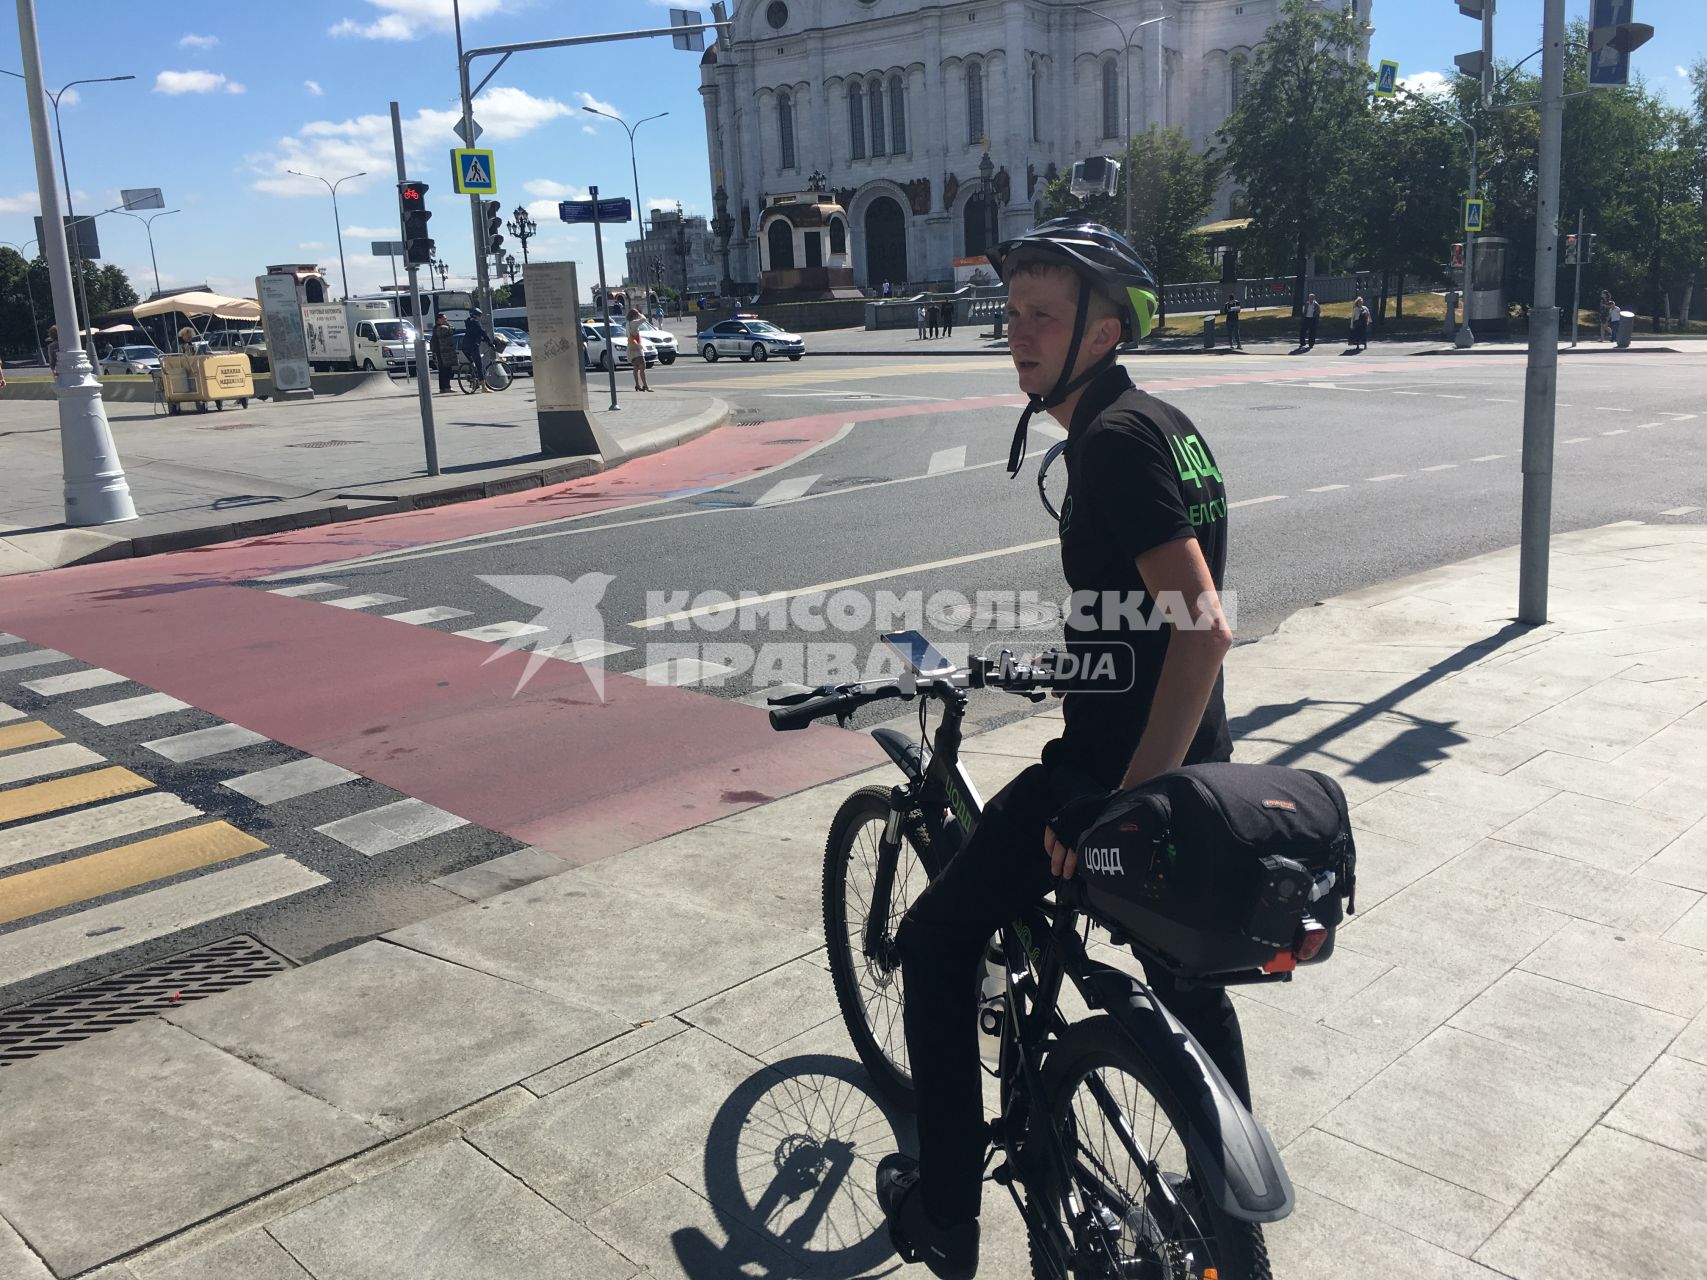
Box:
1588;0;1635;87
1464;198;1486;233
451;148;497;195
559;197;633;223
1376;60;1399;99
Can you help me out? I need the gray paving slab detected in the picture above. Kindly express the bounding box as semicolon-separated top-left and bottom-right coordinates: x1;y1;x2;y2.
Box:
142;1231;313;1280
1671;1010;1707;1066
1635;773;1707;825
1638;816;1707;892
1348;788;1509;857
429;845;571;901
1335;877;1570;985
1506;748;1671;805
1604;1053;1707;1161
680;955;840;1058
168;940;628;1134
1447;969;1685;1086
582;1174;807;1280
1265;1186;1507;1280
1230;998;1399;1148
387;872;819;1024
1342;826;1466;910
1323;959;1492;1055
715;766;891;836
468;1027;761;1222
1492;790;1693;873
0;1218;52;1280
1393;760;1560;822
1224;942;1391;1026
1520;918;1707;1018
1503;692;1688;762
1438;838;1701;934
0;1019;378;1277
1662;894;1707;950
522;1018;693;1098
267;1140;639;1280
1615;720;1707;776
1320;1026;1629;1205
1280;1127;1509;1257
1473;1126;1707;1280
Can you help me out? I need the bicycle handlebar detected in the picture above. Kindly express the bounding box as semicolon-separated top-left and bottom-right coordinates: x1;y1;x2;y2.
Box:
765;652;1064;732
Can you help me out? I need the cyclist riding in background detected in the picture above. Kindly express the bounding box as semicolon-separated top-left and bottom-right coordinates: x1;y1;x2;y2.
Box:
460;307;493;390
875;218;1243;1280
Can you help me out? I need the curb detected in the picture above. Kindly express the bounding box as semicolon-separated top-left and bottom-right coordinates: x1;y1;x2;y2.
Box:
1;399;732;575
1411;345;1683;356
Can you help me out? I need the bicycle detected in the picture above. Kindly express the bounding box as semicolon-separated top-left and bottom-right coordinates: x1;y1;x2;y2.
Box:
768;633;1353;1280
454;348;512;394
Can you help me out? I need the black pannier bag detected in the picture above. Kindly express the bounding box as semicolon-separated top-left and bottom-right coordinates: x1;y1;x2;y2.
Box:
1075;763;1357;980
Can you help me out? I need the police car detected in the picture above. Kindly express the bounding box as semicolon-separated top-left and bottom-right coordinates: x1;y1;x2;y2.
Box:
696;314;805;363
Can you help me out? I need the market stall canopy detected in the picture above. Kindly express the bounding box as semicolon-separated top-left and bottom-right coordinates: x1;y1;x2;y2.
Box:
131;290;261;321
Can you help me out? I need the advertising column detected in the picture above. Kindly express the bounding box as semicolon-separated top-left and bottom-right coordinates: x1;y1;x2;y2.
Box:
528;260;617;458
256;274;313;400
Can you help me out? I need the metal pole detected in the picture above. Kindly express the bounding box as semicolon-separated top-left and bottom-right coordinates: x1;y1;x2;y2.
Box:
331;182;350;300
589;184;619;411
1571;207;1584;348
1518;0;1565;625
145;220;160;294
50;95;97;364
1455;125;1477;348
455;0;496;355
15;0;134;524
391;101;438;476
1123;33;1133;244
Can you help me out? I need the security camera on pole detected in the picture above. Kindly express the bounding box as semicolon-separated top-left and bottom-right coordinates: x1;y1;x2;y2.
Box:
14;0;134;526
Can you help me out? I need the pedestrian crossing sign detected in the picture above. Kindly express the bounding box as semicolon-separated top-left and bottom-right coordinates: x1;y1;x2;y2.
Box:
1376;60;1399;98
452;148;497;195
1464;198;1485;233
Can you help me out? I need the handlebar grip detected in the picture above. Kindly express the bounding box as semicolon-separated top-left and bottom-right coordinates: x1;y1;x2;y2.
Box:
768;695;846;731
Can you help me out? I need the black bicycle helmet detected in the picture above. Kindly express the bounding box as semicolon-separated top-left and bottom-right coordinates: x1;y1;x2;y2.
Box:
988;217;1160;476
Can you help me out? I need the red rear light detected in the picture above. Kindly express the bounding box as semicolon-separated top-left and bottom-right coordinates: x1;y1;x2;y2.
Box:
1296;917;1328;963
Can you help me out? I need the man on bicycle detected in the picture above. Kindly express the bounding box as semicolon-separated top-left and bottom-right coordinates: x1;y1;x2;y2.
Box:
877;219;1241;1279
460;307;493;391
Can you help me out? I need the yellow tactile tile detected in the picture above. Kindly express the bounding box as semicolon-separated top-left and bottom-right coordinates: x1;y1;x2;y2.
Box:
0;767;154;825
0;721;63;752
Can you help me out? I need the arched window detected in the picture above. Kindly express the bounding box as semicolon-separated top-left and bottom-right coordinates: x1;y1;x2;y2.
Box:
1101;58;1120;140
829;217;847;255
1031;66;1041;142
1230;55;1247;111
767;219;795;270
869;78;886;157
966;61;984;145
778;89;796;170
889;74;907;152
849;80;866;160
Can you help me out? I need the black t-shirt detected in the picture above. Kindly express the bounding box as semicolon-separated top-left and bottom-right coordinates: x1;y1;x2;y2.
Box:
1049;365;1231;785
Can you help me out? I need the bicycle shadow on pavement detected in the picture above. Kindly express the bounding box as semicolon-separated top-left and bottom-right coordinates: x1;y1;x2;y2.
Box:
674;1053;909;1280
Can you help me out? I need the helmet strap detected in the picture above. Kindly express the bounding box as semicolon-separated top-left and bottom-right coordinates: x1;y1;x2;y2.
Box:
1006;281;1115;477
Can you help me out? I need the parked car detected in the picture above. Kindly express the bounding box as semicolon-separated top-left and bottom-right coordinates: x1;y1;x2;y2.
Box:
696;316;805;363
99;345;163;376
204;327;269;371
634;321;677;365
581;321;657;371
494;327;532;376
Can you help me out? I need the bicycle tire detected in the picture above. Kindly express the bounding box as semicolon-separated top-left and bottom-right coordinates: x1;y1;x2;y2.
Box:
484;362;513;391
455;364;478;395
1027;1016;1271;1280
822;786;933;1111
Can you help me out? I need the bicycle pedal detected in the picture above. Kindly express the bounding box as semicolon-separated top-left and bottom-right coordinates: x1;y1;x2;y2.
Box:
989;1160;1015;1186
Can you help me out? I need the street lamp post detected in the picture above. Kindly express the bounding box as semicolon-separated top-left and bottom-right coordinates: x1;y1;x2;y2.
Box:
712;184;735;298
1;238;45;364
1075;7;1166;244
506;204;536;270
114;206;180;296
582;104;670;291
432;257;449;290
287;168;366;300
979;151;1004;339
674;201;690;318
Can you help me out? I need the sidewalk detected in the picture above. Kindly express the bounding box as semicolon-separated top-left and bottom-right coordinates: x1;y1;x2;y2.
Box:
3;522;1706;1279
0;382;729;576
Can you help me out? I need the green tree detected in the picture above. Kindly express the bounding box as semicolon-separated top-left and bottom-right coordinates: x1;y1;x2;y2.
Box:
1040;126;1219;323
96;263;138;311
1216;0;1370;314
0;247;48;360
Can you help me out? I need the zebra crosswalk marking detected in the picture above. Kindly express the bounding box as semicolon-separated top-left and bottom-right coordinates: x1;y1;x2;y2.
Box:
0;743;104;786
20;668;130;697
0;793;202;872
0;767;154;825
76;692;192;727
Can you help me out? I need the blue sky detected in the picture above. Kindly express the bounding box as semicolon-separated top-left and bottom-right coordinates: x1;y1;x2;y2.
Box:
2;0;1700;303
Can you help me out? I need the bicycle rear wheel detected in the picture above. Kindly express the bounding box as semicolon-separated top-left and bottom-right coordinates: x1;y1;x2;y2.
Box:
455;362;478;394
1028;1016;1271;1280
822;786;933;1111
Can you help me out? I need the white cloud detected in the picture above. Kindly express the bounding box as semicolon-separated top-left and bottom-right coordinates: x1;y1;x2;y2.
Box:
246;87;570;195
1679;65;1690;79
0;191;38;214
524;179;586;199
342;225;395;239
330;0;507;41
154;70;236;95
179;33;219;49
56;87;80;107
226;82;247;95
1399;70;1452;98
298;241;328;251
582;125;598;135
577;92;622;120
305;80;323;96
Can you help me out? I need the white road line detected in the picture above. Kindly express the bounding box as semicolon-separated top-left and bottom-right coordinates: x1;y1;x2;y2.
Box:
0;648;70;674
1561;437;1591;444
0;633;23;647
1032;421;1068;441
1486;398;1518;403
754;474;821;506
1660;506;1702;517
1421;464;1458;472
316;799;469;857
630;657;739;687
928;447;967;476
0;743;104;786
1471;454;1505;462
224;756;359;804
1367;474;1406;482
453;620;548;643
322;593;407;610
1660;412;1696;420
1229;495;1286;508
143;723;269;763
1307;484;1349;493
1436;394;1467;399
0;702;22;723
629;538;1059;629
1634;422;1664;429
1596;407;1633;412
0;793;203;872
385;606;474;626
267;582;343;598
20;668;129;697
77;692;192;727
1602;429;1628;436
1392;391;1423;396
0;855;328;988
541;638;633;664
1556;403;1574;408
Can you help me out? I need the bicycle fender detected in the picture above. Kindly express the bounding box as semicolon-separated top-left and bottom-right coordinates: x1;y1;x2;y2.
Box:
870;727;931;783
1080;967;1294;1223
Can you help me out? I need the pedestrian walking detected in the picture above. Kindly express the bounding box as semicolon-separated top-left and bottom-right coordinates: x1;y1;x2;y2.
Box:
45;324;59;369
916;304;928;340
942;299;955;337
1300;293;1321;349
626;307;652;392
1598;289;1617;342
431;314;457;393
881;279;892;298
0;356;7;390
928;302;941;338
1348;296;1371;352
1222;294;1243;350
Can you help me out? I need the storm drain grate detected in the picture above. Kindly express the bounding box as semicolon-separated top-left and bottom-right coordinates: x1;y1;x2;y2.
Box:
285;439;363;449
0;934;293;1067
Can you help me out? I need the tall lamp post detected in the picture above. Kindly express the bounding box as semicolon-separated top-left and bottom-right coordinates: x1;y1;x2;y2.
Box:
506;204;536;270
1;238;45;364
114;206;179;297
712;184;735;298
583;104;669;289
674;201;690;318
287;168;366;300
1074;7;1166;244
432;257;449;290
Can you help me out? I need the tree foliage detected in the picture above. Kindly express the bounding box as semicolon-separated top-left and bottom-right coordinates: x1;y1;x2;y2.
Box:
0;250;141;359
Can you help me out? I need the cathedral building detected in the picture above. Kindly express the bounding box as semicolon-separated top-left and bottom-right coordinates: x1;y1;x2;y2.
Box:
700;0;1372;288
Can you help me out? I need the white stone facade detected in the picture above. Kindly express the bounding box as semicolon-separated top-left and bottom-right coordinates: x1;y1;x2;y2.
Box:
700;0;1373;288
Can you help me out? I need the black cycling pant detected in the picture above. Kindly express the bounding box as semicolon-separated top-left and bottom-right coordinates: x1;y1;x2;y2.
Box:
896;761;1251;1226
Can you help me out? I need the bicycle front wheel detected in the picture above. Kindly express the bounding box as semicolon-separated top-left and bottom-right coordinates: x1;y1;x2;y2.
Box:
1028;1016;1271;1280
484;361;513;391
823;786;933;1111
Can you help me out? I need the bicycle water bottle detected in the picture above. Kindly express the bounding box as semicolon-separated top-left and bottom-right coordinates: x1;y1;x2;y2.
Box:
977;940;1006;1064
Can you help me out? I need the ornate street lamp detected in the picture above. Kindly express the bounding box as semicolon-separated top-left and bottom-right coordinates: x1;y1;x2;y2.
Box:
712;184;735;299
506;205;536;269
979;150;1003;338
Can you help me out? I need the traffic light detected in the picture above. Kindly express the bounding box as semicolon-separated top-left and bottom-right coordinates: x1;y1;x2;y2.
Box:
1583;233;1598;263
482;200;504;258
1564;234;1579;265
400;180;434;265
1454;0;1495;108
1588;1;1655;89
1452;243;1465;269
